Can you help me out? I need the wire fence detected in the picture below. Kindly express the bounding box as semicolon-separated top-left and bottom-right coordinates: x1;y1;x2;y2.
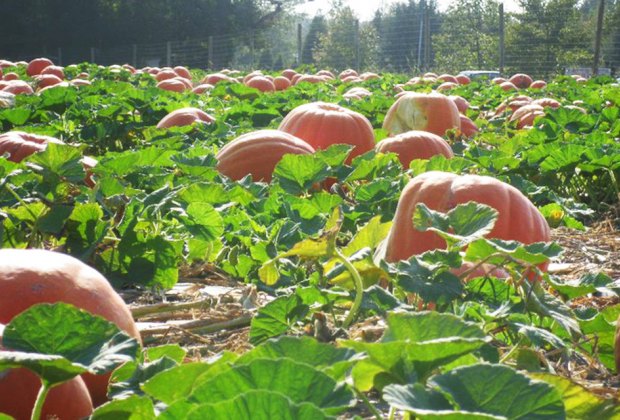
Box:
5;5;619;78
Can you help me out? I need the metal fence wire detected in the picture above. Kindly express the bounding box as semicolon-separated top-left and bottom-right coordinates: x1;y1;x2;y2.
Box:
4;4;619;78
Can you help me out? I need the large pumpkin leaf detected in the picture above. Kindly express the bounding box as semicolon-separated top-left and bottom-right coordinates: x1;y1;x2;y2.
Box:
0;303;139;385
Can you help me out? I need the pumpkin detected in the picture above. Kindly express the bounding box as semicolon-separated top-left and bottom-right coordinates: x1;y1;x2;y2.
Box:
500;81;517;91
192;83;214;94
339;68;358;80
155;69;178;82
510;104;545;129
2;80;34;95
0;324;94;420
278;101;375;163
343;87;372;100
0;249;142;407
34;74;63;89
383;91;461;137
449;95;470;113
316;70;335;79
375;130;453;168
384;171;551;269
246;76;276;92
2;72;19;81
509;73;533;89
156;78;188;92
437;82;457;92
273;76;291;91
40;65;64;79
173;65;192;79
0;131;64;162
26;57;53;76
530;80;547;89
437;74;458;84
201;73;235;85
216;129;315;182
156;107;215;129
294;74;325;85
360;72;380;81
532;98;561;109
492;77;507;84
459;114;479;137
456;74;471;85
281;69;298;80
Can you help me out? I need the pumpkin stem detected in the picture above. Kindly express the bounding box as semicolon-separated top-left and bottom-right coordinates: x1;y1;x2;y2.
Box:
337;248;364;329
31;380;51;420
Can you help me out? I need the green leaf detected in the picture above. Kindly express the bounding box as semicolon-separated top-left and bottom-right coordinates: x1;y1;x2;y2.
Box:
108;356;178;399
1;303;139;385
146;344;186;364
413;202;498;248
529;373;620;419
186;390;333;420
186;358;354;414
249;295;309;345
547;272;613;300
236;336;357;379
342;312;489;382
427;364;565;419
465;238;562;266
142;362;214;405
28;142;85;183
524;282;581;336
91;395;156;420
274;153;330;194
384;383;502;419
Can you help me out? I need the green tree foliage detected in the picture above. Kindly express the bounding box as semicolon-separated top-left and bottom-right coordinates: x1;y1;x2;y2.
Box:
302;15;327;65
433;0;501;72
505;0;594;76
313;6;378;71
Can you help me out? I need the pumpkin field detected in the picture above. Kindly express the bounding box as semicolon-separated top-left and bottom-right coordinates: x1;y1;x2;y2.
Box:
0;59;619;419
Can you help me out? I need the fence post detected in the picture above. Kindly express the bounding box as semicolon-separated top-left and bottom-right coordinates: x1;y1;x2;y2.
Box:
593;0;605;75
57;47;62;66
90;47;95;63
354;19;360;71
166;41;172;67
297;23;302;67
417;5;424;70
208;36;214;69
499;3;505;74
424;7;431;71
132;44;137;68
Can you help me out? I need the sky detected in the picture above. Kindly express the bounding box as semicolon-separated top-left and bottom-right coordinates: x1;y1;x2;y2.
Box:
294;0;521;21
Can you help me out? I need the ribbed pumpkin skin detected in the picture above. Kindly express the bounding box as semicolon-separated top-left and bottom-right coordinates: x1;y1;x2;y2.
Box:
0;249;142;407
216;130;315;182
383;92;461;137
278;102;375;163
384;171;551;266
375;131;453;168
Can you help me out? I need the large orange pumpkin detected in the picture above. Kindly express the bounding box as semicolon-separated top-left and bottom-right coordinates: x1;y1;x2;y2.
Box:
216;130;315;182
278;102;375;163
0;131;64;162
245;76;276;92
26;57;53;76
156;107;215;129
375;130;453;168
2;80;34;95
509;73;533;89
0;324;94;420
383;92;461;138
384;171;551;268
0;249;142;407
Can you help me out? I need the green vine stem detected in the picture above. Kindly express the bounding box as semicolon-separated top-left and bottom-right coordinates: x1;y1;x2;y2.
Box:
31;380;51;420
336;248;364;329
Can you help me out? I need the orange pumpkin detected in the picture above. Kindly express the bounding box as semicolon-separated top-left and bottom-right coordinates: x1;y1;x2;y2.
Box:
2;80;34;95
273;76;291;91
510;104;545;129
449;95;470;113
2;72;19;81
26;57;53;76
456;74;471;85
40;65;64;79
383;91;461;137
156;78;188;92
530;80;547;89
173;65;192;79
459;115;479;137
246;76;276;92
375;130;453;168
0;249;142;407
384;171;551;269
278;102;375;163
509;73;533;89
156;107;215;129
500;81;517;91
216;130;315;182
281;69;298;80
0;131;64;162
0;324;94;420
294;74;325;85
34;74;63;90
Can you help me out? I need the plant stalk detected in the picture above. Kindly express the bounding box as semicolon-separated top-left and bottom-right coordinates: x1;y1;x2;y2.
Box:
31;380;51;420
336;248;364;329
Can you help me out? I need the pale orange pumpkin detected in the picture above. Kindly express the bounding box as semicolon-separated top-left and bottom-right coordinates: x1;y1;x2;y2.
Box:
216;130;315;182
383;91;461;137
156;107;215;129
384;171;551;271
278;102;375;163
375;130;453;168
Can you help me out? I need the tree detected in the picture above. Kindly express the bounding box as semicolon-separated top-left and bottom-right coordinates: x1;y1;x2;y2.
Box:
432;0;501;72
313;5;378;71
302;15;327;65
